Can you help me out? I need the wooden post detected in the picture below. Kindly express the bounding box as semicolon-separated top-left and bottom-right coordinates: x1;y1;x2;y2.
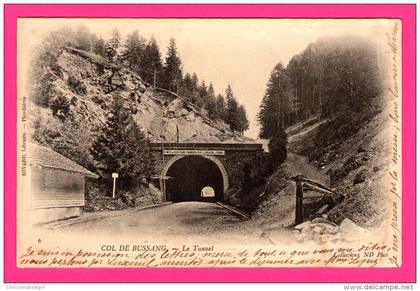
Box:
112;173;118;199
291;175;340;225
294;175;304;225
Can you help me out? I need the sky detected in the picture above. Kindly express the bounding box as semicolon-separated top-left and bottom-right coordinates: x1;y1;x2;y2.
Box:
19;18;394;138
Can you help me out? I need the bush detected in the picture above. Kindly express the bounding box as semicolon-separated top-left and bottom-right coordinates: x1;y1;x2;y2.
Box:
31;72;58;107
67;74;87;95
49;92;71;120
268;129;288;167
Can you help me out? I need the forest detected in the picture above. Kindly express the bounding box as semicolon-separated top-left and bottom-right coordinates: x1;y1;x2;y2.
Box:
257;35;382;140
30;26;250;135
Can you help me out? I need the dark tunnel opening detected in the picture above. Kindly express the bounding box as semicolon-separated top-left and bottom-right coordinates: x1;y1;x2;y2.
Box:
166;156;224;202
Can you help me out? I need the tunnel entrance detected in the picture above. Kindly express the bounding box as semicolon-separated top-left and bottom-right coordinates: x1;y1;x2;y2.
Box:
165;156;224;202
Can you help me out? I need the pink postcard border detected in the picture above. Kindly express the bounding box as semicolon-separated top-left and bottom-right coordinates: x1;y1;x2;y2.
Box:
4;4;416;283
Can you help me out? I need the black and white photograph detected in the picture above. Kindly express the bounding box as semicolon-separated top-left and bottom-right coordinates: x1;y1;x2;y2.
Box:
16;18;401;268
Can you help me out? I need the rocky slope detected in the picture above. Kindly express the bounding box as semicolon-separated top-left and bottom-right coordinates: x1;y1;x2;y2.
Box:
253;98;393;230
29;47;251;170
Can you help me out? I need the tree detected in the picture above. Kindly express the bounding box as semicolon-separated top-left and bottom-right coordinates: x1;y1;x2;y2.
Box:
120;30;146;74
105;29;121;62
94;37;106;57
215;94;226;120
142;36;163;86
283;36;382;120
91;95;155;191
180;72;193;102
237;104;250;135
207;82;215;98
205;83;218;120
224;85;240;132
29;29;67;106
198;81;207;98
74;26;97;51
196;80;208;108
190;73;200;104
191;73;199;90
162;38;182;92
257;63;291;139
268;129;288;167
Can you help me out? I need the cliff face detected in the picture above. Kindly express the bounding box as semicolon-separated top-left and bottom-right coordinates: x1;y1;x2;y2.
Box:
29;47;251;169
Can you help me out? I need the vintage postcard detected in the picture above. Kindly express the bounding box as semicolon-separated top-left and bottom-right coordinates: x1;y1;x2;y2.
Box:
4;4;416;283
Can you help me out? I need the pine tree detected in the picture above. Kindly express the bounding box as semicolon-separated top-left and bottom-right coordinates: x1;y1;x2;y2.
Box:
180;72;194;102
190;73;200;105
237;104;250;135
225;85;240;132
196;80;207;108
207;83;215;97
215;94;226;120
198;81;207;98
105;29;121;62
205;83;218;120
162;38;182;93
91;95;155;191
191;73;199;90
142;36;163;86
120;30;146;74
257;63;291;138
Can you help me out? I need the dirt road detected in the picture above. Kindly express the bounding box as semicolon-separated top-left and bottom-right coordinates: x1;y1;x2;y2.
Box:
45;202;272;246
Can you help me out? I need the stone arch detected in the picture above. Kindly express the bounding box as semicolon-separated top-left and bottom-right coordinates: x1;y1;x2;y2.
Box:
162;155;229;194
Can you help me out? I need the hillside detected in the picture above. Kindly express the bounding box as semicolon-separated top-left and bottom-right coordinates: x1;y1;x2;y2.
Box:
253;98;392;230
29;47;251;170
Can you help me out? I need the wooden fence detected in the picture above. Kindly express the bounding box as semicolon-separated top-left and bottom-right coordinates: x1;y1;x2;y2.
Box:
290;175;344;225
